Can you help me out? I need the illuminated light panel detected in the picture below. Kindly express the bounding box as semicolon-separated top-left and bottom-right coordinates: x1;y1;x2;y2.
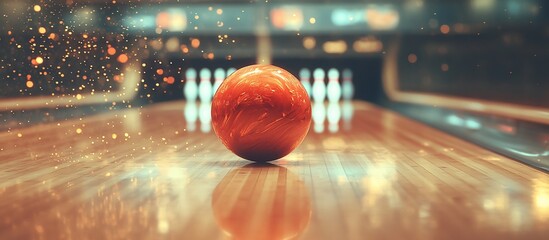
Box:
440;24;450;34
353;37;383;53
156;11;187;32
332;9;366;26
365;6;400;30
150;39;163;50
156;12;170;29
303;37;316;50
323;40;347;54
472;0;496;11
165;37;180;52
270;6;304;30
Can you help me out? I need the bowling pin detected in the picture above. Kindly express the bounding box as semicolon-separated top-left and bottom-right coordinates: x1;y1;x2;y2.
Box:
184;101;198;132
342;100;354;131
212;68;225;97
342;69;354;101
299;68;312;98
327;102;341;133
199;101;212;133
312;68;326;102
326;68;341;102
184;68;198;102
199;68;213;102
226;67;236;77
312;101;326;133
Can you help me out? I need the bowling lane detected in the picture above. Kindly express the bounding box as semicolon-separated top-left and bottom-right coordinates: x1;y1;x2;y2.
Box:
1;101;549;240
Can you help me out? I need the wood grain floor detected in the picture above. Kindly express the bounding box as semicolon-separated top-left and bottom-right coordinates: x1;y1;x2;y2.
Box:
1;101;548;240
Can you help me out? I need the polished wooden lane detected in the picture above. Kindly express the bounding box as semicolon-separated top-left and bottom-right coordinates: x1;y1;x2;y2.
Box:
1;101;548;240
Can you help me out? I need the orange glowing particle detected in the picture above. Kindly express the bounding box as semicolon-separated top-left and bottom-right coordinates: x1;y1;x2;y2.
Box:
26;81;34;88
107;47;116;55
165;76;175;84
441;63;449;71
35;57;44;64
408;54;418;63
48;33;57;40
180;44;189;53
33;5;41;12
440;24;450;34
82;75;88;80
38;27;46;34
113;75;122;82
207;53;214;59
156;69;164;75
216;9;223;15
117;54;128;63
191;38;200;48
83;33;89;39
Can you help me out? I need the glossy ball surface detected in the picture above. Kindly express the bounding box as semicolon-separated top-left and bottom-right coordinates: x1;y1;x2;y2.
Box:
211;65;311;162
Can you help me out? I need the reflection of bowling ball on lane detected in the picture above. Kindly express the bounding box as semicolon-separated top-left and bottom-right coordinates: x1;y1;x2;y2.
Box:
211;65;312;162
212;164;311;240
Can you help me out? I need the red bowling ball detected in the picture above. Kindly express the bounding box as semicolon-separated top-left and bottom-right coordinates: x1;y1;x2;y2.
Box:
211;64;312;162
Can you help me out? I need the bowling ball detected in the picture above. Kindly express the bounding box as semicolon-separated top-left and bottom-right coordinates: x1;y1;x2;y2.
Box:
211;164;311;240
211;64;311;162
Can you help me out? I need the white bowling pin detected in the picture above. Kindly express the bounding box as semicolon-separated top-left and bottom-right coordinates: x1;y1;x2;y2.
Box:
184;101;198;132
198;68;213;102
327;102;341;133
312;101;326;133
226;67;236;77
184;68;198;102
199;101;212;133
299;68;312;98
312;68;326;102
327;68;341;102
342;100;354;131
212;68;225;97
342;69;354;100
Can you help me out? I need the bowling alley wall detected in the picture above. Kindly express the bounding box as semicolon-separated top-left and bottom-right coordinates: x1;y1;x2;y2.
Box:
1;0;548;114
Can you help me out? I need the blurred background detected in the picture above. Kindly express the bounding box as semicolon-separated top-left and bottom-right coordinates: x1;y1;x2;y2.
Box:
0;0;548;169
